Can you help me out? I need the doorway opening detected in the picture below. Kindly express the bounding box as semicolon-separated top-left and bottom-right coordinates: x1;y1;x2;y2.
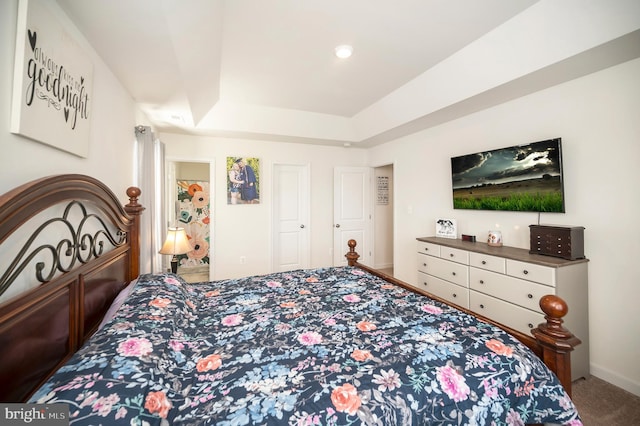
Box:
166;160;213;283
373;164;394;276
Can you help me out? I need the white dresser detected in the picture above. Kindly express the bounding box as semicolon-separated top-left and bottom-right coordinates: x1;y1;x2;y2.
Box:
416;236;589;380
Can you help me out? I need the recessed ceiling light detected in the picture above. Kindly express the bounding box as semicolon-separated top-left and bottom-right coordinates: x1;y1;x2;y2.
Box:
335;44;353;59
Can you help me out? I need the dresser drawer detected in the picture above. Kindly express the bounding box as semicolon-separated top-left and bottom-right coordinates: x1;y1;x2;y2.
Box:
469;268;551;312
469;291;545;335
417;241;441;256
469;252;505;273
417;253;468;287
506;259;556;287
440;246;469;265
417;271;469;308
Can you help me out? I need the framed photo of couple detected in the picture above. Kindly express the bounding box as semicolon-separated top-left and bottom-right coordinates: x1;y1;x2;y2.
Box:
227;157;260;205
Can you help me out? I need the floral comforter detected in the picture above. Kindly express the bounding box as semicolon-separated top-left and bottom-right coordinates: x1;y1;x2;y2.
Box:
30;267;581;425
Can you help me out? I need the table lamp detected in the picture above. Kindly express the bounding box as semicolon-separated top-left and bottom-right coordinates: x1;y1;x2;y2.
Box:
159;227;192;274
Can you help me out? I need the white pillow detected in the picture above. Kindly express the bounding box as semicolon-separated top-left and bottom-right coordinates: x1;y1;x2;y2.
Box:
96;279;138;331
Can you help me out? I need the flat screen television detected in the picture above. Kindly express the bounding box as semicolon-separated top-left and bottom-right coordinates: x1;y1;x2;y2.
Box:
451;138;565;212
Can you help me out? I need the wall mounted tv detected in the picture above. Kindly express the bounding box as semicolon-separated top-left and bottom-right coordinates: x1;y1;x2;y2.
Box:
451;138;565;212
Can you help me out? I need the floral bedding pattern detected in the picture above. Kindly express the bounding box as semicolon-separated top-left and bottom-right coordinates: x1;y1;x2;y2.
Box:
30;267;582;425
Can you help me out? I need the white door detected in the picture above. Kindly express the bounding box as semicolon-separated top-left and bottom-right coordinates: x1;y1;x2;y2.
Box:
333;167;371;266
272;164;310;271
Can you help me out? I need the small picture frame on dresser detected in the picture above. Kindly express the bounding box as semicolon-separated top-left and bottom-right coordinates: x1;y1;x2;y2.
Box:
435;218;457;239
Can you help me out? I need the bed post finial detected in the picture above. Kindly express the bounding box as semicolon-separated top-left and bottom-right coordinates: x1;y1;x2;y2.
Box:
346;239;359;266
532;294;581;396
124;187;144;280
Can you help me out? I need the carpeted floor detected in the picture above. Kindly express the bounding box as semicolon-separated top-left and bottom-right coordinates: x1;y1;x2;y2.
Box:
571;376;640;425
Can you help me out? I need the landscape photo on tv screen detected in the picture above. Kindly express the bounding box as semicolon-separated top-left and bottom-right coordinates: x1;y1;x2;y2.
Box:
451;138;565;212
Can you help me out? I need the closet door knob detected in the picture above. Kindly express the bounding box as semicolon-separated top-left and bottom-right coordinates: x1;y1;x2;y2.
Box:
300;224;305;228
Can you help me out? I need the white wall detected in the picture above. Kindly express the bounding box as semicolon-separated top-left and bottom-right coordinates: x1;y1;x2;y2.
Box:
369;58;640;396
161;133;368;279
0;0;140;201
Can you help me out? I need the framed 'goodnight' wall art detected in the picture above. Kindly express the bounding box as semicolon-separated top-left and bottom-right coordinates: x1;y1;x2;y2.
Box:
11;0;93;158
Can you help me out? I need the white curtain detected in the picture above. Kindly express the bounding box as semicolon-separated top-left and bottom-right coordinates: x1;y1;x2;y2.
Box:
134;125;166;274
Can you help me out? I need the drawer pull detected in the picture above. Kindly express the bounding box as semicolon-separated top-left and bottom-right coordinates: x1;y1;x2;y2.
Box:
528;323;534;329
423;263;427;267
424;247;429;251
481;260;487;265
523;270;529;275
451;272;456;276
479;280;484;284
452;293;457;298
527;294;533;299
479;304;485;309
423;282;428;286
450;253;454;257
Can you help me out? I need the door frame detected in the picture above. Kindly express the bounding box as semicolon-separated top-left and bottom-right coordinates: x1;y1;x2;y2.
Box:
371;161;395;272
166;157;215;281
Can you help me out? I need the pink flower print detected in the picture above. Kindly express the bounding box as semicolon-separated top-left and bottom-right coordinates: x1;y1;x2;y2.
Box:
115;406;127;419
324;318;337;326
343;294;361;303
92;394;120;417
221;314;243;326
169;340;184;351
372;369;401;392
421;304;443;315
436;365;470;402
298;331;322;345
505;408;525;426
117;337;153;357
267;281;282;288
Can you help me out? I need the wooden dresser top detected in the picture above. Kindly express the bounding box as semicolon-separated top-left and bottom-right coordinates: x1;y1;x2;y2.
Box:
416;236;589;268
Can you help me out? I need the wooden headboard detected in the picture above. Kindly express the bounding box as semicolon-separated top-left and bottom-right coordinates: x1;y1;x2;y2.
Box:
0;174;143;402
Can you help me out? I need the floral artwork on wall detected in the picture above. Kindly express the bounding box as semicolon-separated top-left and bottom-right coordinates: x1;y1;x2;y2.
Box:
176;181;210;268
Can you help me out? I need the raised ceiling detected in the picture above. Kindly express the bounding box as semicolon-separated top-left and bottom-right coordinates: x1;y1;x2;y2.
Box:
55;0;640;146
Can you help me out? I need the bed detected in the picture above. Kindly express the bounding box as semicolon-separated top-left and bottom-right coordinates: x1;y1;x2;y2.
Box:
0;174;582;425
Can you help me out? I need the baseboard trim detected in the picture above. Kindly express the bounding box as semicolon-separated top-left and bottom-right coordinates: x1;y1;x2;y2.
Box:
590;363;640;397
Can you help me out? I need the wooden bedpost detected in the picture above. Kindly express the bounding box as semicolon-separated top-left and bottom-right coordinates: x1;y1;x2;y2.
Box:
124;186;144;280
346;239;360;266
532;295;581;397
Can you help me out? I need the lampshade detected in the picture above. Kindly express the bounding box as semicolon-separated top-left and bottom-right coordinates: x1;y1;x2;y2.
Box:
159;227;192;255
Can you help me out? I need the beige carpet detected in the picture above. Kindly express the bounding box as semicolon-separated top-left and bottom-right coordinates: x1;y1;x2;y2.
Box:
571;376;640;425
